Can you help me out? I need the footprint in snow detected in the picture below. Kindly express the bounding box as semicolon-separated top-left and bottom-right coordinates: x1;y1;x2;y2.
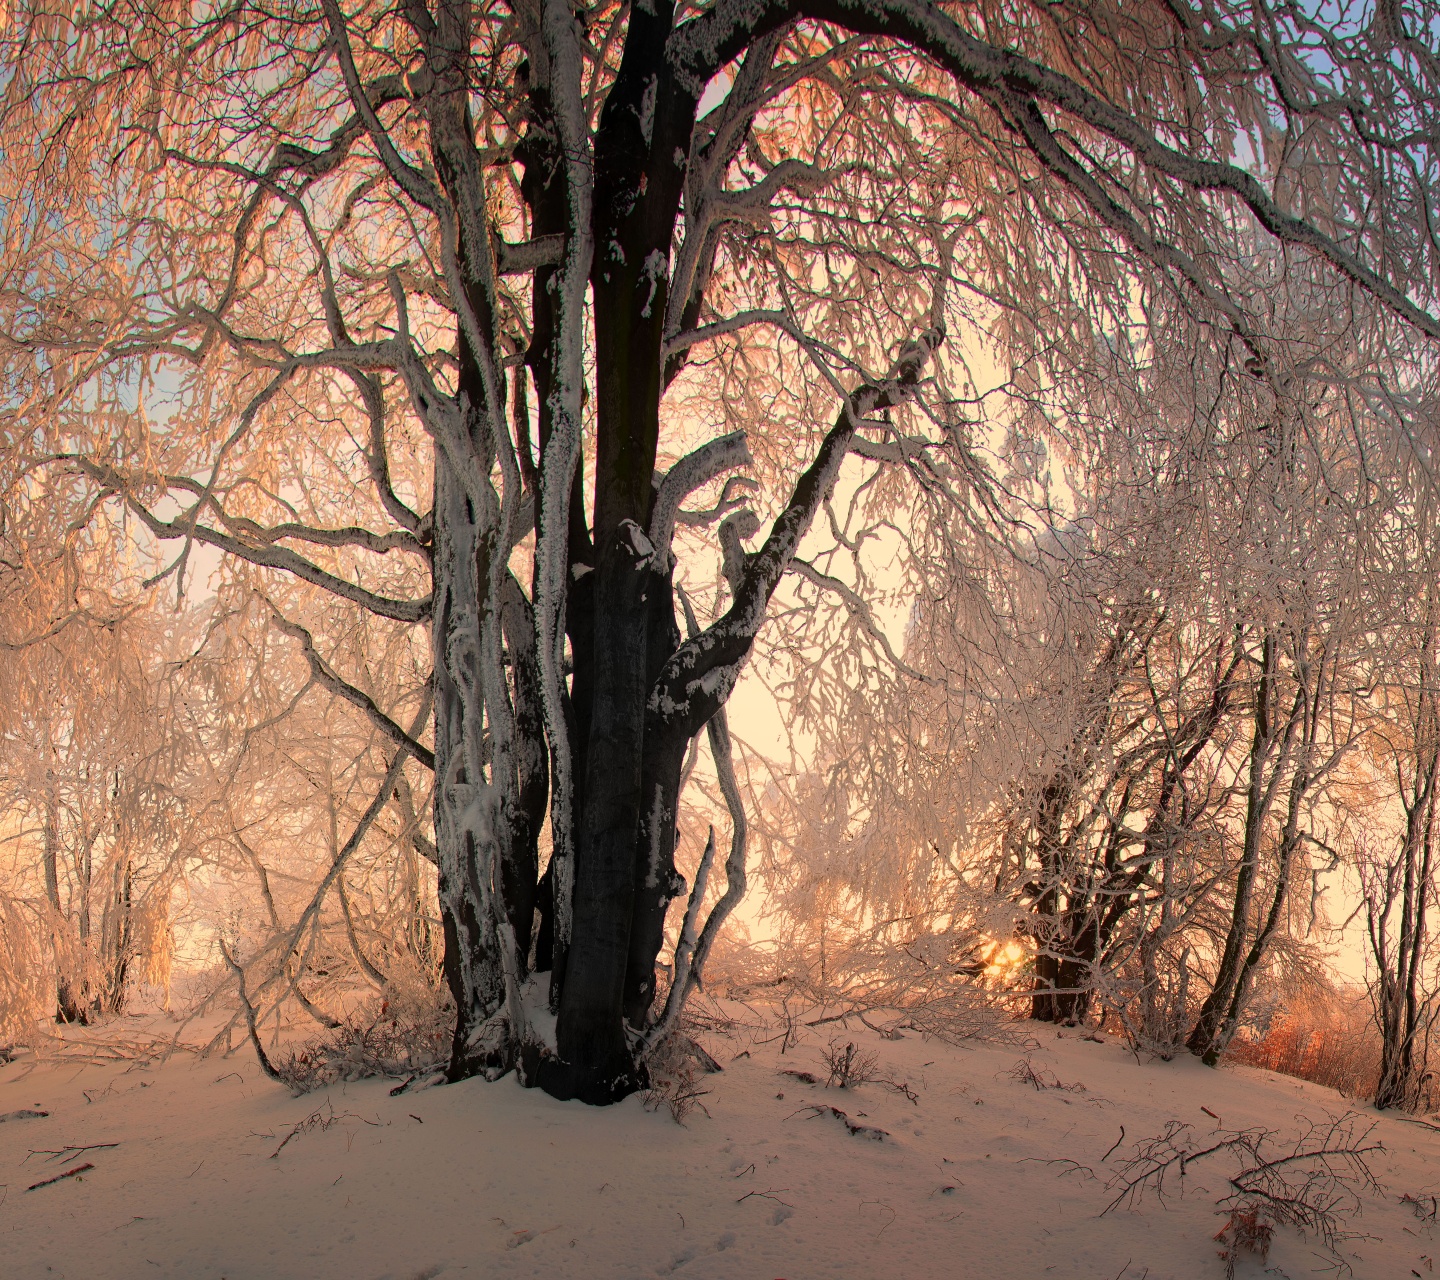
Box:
657;1233;738;1274
657;1245;698;1274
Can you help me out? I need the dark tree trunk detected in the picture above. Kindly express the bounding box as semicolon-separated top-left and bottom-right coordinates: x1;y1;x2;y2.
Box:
1189;634;1302;1063
393;0;942;1102
540;525;656;1101
624;558;688;1028
1031;953;1092;1024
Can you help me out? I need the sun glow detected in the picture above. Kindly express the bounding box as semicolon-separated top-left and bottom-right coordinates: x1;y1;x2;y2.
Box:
984;939;1031;978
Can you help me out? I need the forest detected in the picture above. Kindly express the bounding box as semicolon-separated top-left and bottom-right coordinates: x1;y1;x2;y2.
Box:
3;0;1440;1274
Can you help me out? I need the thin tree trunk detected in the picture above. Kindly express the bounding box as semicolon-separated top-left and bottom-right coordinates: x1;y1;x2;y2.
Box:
1189;633;1301;1062
1375;679;1439;1109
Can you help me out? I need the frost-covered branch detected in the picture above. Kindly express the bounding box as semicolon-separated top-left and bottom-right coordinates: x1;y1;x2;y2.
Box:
788;556;937;685
268;610;436;771
649;430;753;566
650;324;944;739
70;459;432;624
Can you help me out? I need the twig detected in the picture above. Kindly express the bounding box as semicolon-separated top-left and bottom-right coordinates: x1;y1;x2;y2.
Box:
1402;1192;1439;1222
1004;1058;1086;1093
1392;1114;1440;1135
270;1104;378;1158
1021;1155;1097;1181
791;1103;888;1140
26;1162;93;1191
28;1143;120;1163
736;1187;793;1206
1102;1126;1126;1162
878;1076;920;1105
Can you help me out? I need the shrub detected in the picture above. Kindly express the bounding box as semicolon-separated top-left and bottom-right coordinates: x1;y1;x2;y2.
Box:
1224;989;1381;1101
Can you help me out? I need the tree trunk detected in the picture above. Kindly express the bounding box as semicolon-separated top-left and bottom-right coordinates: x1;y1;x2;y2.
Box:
42;752;87;1025
1374;670;1439;1110
432;449;508;1077
539;524;655;1101
1189;634;1300;1063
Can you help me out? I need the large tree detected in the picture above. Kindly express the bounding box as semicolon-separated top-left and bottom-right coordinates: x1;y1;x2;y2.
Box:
5;0;1440;1102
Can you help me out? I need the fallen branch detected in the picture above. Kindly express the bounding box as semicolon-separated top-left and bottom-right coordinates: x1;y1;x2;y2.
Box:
270;1103;378;1158
26;1162;93;1192
792;1103;888;1140
1102;1126;1126;1162
28;1143;120;1163
736;1187;793;1206
1020;1155;1097;1181
1004;1058;1087;1093
878;1077;920;1105
1391;1114;1440;1135
1402;1192;1440;1222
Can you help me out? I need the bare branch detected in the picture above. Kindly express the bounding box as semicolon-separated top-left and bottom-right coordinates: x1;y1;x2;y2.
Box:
649;430;753;564
268;609;436;771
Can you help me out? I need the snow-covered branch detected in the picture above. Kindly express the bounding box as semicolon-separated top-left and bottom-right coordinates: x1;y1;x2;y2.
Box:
71;460;433;624
269;610;436;771
648;430;753;566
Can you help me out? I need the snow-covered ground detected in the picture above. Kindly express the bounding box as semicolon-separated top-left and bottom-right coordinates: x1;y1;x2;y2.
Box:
1;1013;1437;1279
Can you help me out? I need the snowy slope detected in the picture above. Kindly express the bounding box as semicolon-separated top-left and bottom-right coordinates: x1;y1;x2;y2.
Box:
1;1015;1436;1279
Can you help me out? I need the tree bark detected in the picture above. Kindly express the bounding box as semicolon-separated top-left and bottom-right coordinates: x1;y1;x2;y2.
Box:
540;523;656;1101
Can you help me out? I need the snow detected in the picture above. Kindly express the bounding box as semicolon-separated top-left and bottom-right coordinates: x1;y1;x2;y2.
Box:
2;1015;1438;1279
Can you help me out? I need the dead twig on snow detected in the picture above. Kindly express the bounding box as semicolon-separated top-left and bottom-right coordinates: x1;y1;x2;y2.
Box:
791;1103;888;1140
26;1162;93;1191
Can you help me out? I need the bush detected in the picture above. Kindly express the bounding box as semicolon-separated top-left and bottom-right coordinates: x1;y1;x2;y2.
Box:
1224;990;1381;1101
273;989;450;1094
